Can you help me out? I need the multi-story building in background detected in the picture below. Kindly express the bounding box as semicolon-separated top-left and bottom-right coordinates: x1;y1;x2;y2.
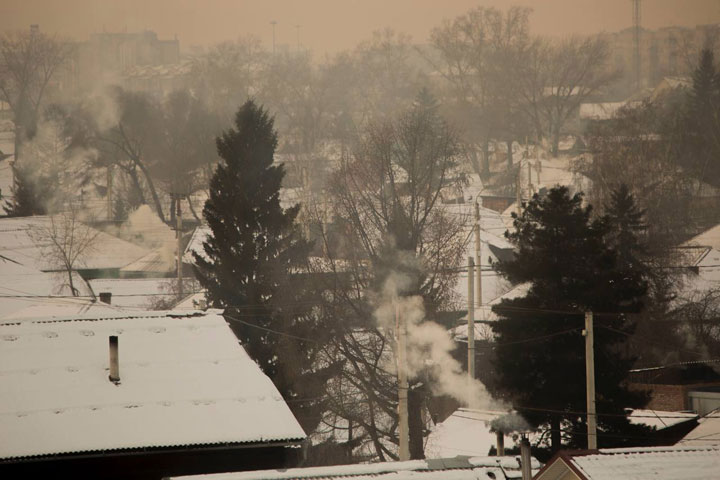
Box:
601;23;719;92
72;30;186;95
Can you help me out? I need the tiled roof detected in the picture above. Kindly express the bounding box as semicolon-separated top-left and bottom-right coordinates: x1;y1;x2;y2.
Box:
0;310;305;460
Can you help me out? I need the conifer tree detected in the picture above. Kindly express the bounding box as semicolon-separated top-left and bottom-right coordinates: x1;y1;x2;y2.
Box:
193;100;333;432
3;165;48;216
489;187;650;455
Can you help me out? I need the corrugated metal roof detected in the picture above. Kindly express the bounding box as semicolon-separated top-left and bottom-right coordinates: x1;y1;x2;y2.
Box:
168;455;540;480
567;445;720;480
0;310;305;460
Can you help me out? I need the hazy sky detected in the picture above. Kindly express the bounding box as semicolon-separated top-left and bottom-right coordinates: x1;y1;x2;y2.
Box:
1;0;719;55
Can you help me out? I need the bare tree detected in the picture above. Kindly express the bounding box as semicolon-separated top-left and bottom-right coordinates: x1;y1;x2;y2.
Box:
0;27;72;162
519;36;619;154
428;6;532;174
30;204;99;296
313;91;467;460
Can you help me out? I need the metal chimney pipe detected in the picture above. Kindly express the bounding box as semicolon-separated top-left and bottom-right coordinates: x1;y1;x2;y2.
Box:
99;292;112;304
109;336;120;383
496;430;505;456
520;436;532;480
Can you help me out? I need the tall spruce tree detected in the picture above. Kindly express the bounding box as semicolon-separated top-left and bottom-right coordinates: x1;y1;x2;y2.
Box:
193;100;333;433
489;187;650;456
683;48;720;185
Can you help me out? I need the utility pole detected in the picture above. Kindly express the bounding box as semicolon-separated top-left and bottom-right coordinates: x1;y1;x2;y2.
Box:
632;0;642;91
270;20;277;55
396;302;410;461
106;165;113;221
584;311;597;449
176;196;184;299
516;162;522;216
474;201;482;320
467;256;475;381
527;161;533;196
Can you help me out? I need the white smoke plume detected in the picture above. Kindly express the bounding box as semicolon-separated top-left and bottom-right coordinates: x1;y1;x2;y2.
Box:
113;204;176;265
373;265;504;410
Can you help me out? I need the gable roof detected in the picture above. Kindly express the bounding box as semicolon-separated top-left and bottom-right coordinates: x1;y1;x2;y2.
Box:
0;216;150;272
535;445;720;480
0;310;305;460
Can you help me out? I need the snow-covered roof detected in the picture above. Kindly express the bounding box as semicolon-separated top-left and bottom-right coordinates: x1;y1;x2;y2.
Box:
579;102;630;120
169;455;541;480
183;225;211;264
0;309;305;460
425;409;517;459
119;248;175;274
679;410;720;446
683;225;720;251
88;278;178;309
0;256;94;318
0;216;150;271
627;409;698;431
0;296;126;322
536;445;720;480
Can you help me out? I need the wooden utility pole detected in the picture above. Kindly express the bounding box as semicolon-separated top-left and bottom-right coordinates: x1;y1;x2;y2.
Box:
527;161;533;196
467;256;475;381
516;163;522;216
176;196;184;298
106;165;113;221
585;311;597;449
396;303;410;461
474;202;482;317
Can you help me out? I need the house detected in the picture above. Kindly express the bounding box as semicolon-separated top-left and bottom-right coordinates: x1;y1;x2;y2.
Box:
0;309;306;479
533;445;720;480
168;455;542;480
0;216;150;279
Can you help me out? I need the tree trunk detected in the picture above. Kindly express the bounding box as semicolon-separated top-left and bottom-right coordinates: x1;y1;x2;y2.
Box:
127;167;146;206
483;139;490;177
135;160;166;223
186;195;202;222
550;416;562;453
551;125;561;156
507;139;514;171
169;196;176;224
408;386;425;460
67;268;77;297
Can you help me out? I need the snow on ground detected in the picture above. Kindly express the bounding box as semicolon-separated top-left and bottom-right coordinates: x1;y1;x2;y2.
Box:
0;310;305;459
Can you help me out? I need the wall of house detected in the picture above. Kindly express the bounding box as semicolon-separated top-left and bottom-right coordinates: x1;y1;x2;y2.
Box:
0;444;302;480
